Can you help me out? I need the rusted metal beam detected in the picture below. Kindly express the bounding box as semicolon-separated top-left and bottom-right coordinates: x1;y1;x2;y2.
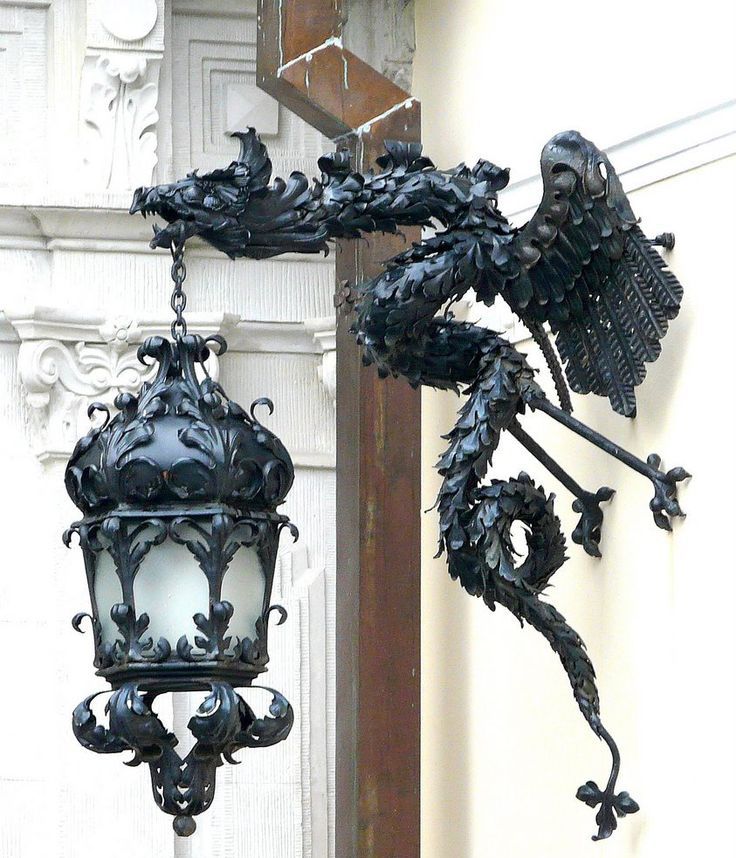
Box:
257;4;421;856
257;1;418;139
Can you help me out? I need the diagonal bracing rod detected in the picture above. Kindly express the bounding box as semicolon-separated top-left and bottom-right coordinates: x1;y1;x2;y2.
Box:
531;396;665;483
509;420;593;501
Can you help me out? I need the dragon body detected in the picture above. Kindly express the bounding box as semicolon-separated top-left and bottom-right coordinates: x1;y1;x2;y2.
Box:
131;129;688;840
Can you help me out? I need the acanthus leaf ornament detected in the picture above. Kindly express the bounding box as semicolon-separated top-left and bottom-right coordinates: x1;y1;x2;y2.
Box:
130;128;691;841
81;52;160;190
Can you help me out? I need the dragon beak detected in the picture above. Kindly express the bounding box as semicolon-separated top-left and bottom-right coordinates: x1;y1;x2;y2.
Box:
129;187;148;215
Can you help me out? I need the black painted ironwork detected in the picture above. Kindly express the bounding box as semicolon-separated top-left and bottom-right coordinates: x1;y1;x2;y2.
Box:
72;683;293;837
65;249;297;836
130;128;690;841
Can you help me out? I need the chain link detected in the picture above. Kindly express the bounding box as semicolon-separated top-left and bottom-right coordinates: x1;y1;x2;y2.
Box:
169;242;188;339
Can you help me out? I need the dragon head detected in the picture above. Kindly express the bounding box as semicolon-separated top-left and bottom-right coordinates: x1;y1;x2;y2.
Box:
542;130;636;225
130;129;273;255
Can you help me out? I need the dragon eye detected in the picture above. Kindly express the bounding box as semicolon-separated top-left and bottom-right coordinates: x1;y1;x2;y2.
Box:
183;185;204;203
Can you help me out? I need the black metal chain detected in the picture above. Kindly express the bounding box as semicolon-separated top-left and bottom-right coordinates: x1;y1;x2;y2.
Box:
169;241;188;339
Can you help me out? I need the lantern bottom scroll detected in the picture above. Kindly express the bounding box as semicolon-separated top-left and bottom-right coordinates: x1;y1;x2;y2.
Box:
72;682;293;836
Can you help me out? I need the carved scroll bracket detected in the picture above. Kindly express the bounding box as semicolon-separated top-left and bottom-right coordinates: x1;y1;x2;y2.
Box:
305;316;337;405
10;309;226;462
4;305;327;462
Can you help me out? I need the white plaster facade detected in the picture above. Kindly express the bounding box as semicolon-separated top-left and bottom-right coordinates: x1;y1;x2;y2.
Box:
0;2;336;855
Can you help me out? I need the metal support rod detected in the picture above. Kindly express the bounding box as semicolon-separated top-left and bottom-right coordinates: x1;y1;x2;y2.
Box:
509;420;588;499
531;396;663;482
651;232;676;250
526;323;573;414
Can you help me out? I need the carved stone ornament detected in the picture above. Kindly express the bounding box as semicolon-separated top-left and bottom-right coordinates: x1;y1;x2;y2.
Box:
80;52;161;190
19;337;159;461
98;0;158;43
14;313;220;461
87;0;164;50
305;316;336;404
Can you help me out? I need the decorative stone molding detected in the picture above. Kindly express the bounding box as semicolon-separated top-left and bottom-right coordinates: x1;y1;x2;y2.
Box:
10;310;225;461
170;3;327;179
0;305;321;353
80;52;161;190
95;0;159;44
305;316;337;404
18;336;159;460
500;98;736;219
80;0;165;190
0;305;239;344
2;305;331;461
226;82;280;137
270;544;332;857
0;1;50;187
87;0;164;51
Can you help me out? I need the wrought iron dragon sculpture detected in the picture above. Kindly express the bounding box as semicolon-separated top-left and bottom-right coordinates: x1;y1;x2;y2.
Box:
130;128;688;841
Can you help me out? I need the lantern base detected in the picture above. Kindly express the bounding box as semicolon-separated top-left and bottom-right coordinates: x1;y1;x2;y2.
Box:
72;681;293;834
98;659;268;692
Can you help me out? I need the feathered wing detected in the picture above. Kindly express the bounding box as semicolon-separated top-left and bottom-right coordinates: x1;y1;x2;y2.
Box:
500;131;683;417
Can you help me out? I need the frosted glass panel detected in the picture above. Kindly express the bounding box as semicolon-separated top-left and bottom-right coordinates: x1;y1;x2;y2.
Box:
94;550;123;646
221;545;265;641
133;540;209;647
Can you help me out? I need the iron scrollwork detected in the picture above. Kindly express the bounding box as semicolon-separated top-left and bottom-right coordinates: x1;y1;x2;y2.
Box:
131;128;690;840
66;514;290;681
65;335;294;516
72;682;293;836
65;321;298;834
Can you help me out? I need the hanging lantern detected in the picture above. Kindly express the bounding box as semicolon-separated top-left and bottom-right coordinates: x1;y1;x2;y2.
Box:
63;243;297;836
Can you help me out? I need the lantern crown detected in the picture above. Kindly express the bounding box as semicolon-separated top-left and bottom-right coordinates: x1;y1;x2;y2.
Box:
65;333;294;517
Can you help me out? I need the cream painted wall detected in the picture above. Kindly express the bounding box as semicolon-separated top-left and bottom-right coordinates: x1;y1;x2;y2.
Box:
414;0;735;176
416;2;736;855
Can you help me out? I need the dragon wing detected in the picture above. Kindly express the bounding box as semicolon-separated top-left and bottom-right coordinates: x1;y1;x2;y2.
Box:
500;131;683;417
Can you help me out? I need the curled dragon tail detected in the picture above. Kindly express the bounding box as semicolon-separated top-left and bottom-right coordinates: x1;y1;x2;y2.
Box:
492;576;639;839
352;231;639;840
434;344;638;841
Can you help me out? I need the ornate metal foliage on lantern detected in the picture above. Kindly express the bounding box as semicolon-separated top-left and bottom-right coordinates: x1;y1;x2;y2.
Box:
131;128;689;841
64;244;297;837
